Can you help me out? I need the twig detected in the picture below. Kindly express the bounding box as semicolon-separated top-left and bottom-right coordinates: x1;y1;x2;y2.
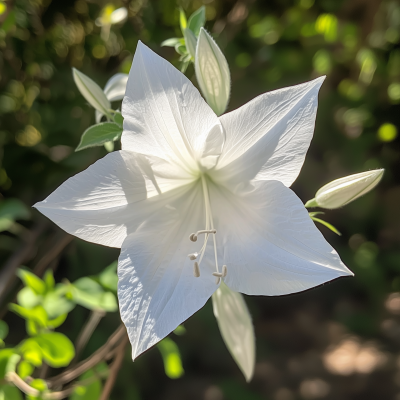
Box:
33;234;73;277
71;310;106;366
47;324;126;388
0;222;46;306
6;372;40;396
99;333;128;400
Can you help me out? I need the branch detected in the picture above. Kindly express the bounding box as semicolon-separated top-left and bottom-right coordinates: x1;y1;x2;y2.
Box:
71;310;106;366
99;333;128;400
6;372;40;397
47;324;126;388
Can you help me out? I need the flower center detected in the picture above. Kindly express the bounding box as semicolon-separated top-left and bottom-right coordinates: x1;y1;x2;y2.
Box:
187;174;227;284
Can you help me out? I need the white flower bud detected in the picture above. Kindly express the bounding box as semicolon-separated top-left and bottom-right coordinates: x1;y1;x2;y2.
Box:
306;169;384;209
73;69;111;116
195;28;231;116
212;282;255;382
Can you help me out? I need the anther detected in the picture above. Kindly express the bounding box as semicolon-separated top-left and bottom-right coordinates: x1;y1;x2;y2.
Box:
215;277;221;285
188;253;198;260
189;229;217;242
193;262;200;277
212;272;223;277
222;265;227;277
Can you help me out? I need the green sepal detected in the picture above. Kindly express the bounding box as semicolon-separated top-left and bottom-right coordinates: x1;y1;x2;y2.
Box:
304;198;318;208
187;6;206;37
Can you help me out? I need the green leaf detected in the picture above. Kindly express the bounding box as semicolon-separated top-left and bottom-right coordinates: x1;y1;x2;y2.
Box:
179;8;187;33
71;278;118;312
17;287;41;309
113;111;124;128
17;360;34;379
9;304;48;327
29;378;47;392
98;261;118;292
0;321;8;341
70;362;109;400
19;339;42;367
43;270;55;291
188;6;206;37
76;123;122;151
47;313;67;329
0;384;23;400
34;332;75;368
0;349;16;379
311;216;342;236
157;338;184;379
72;69;111;115
0;199;30;232
17;269;46;295
183;28;197;59
161;37;184;47
42;292;75;319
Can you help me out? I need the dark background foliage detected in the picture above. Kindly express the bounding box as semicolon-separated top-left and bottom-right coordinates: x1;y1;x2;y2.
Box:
0;0;400;399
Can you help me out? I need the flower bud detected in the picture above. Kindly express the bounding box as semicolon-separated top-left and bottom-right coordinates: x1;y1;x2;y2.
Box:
306;169;384;209
73;69;111;116
195;28;231;116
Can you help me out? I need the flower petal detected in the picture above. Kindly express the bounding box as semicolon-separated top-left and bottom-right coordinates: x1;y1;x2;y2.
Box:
209;179;352;295
121;41;222;170
34;151;194;248
214;77;325;190
118;182;217;360
212;282;255;381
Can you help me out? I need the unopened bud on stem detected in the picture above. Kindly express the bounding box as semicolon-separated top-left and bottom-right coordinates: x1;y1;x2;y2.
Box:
305;169;384;209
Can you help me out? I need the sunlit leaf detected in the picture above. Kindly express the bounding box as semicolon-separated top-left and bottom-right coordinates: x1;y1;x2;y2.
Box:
71;278;118;312
43;270;55;292
179;8;187;33
42;292;75;319
19;339;42;367
161;38;184;47
173;325;186;336
17;360;34;379
9;304;47;327
0;349;16;379
157;338;184;379
17;269;46;295
76;123;122;151
34;332;75;367
187;6;206;37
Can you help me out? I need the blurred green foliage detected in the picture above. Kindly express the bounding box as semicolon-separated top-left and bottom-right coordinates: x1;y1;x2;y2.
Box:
0;0;399;399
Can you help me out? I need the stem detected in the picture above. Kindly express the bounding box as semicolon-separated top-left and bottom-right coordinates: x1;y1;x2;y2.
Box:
47;324;126;388
99;334;128;400
71;310;106;366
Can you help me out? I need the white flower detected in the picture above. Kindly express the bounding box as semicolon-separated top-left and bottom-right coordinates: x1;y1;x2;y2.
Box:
306;169;384;209
34;42;352;360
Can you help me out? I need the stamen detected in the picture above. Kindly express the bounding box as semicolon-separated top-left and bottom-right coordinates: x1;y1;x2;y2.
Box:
212;272;223;277
189;229;216;242
215;277;221;285
188;253;198;260
222;265;227;277
193;262;200;277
